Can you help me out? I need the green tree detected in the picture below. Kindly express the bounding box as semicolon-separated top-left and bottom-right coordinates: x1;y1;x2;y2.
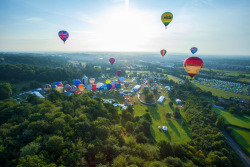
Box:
215;116;224;130
0;83;12;100
169;101;173;107
20;142;40;157
46;136;64;154
143;87;150;95
173;110;181;119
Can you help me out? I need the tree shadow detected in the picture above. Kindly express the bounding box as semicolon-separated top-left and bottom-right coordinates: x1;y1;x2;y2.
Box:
147;105;161;121
176;114;192;138
163;130;171;141
167;119;180;137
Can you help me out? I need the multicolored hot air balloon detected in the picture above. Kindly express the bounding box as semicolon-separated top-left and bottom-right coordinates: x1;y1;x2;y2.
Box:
191;47;198;54
65;84;71;92
109;58;115;65
89;78;95;84
58;30;69;44
78;84;85;92
111;82;116;89
70;85;77;92
183;57;203;79
116;70;122;76
161;12;173;29
160;49;167;57
57;83;63;87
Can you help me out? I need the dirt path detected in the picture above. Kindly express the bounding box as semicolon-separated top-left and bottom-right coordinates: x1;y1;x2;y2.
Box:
222;131;250;167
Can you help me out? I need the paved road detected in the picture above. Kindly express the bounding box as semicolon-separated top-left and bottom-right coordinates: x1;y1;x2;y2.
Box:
222;131;250;167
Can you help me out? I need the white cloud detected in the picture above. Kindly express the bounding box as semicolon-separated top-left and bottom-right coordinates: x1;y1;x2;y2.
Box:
26;17;42;21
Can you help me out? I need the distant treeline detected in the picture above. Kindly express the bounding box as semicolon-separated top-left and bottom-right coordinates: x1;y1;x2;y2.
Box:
0;63;102;83
0;53;69;67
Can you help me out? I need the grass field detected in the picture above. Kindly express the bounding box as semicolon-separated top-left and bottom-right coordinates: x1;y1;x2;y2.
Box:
213;108;250;129
192;82;250;99
229;126;250;157
133;88;191;143
166;75;180;83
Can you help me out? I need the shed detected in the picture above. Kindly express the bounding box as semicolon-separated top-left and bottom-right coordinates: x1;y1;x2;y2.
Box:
157;96;165;103
162;126;168;131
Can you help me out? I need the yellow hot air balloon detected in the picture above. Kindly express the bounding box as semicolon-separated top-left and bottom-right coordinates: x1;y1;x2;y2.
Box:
161;12;173;29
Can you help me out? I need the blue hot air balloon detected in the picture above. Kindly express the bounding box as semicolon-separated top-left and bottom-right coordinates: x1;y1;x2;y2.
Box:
119;77;125;83
86;85;92;92
74;80;81;87
58;30;69;44
190;47;198;54
115;83;121;89
107;84;112;90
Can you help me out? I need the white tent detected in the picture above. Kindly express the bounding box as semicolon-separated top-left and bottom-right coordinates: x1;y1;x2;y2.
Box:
162;126;168;131
176;99;181;104
158;126;161;130
157;96;165;103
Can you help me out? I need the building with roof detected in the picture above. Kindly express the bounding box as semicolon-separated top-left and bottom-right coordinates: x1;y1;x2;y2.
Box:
132;85;141;92
157;96;165;103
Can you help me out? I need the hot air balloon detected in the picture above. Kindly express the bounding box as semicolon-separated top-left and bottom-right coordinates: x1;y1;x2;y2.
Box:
86;85;92;92
118;80;121;84
106;79;111;84
70;85;77;92
97;82;104;89
56;87;64;93
65;84;71;92
44;84;51;92
57;83;63;87
74;80;81;87
161;12;173;29
191;47;198;54
107;84;112;90
82;75;88;86
160;49;167;57
111;82;116;89
109;58;115;65
89;78;95;84
51;85;57;90
119;77;125;83
58;30;69;44
92;84;97;91
103;84;107;90
78;84;85;92
183;57;203;79
116;70;122;76
55;82;62;85
115;83;121;89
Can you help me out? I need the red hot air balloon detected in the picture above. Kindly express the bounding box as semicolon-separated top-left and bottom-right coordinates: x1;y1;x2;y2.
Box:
116;70;122;76
109;58;115;65
183;57;203;79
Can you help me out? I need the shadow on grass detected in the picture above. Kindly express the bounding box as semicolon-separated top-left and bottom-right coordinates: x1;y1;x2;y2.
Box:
176;114;192;138
167;119;180;137
164;131;172;141
147;105;161;121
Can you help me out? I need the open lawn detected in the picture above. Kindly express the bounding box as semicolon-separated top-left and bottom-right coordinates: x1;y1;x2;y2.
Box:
166;75;180;83
192;82;250;99
133;89;191;143
213;107;250;129
229;126;250;157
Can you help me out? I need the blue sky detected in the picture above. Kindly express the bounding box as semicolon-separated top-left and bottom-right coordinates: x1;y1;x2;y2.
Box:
0;0;250;55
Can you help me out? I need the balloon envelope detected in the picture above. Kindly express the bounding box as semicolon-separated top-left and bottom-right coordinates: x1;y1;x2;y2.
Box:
89;78;95;84
103;84;107;90
160;49;167;57
74;80;81;87
111;83;116;89
161;12;173;28
86;85;92;91
70;85;77;92
183;57;203;79
96;82;104;88
92;84;97;91
115;83;121;89
119;77;125;83
116;70;122;76
57;83;63;87
191;47;198;54
58;30;69;43
107;84;112;90
65;84;71;91
78;84;85;92
109;58;115;65
106;79;111;84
